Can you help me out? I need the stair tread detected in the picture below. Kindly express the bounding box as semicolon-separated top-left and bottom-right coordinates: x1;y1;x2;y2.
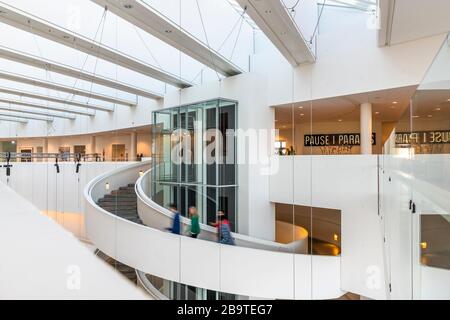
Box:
97;184;143;226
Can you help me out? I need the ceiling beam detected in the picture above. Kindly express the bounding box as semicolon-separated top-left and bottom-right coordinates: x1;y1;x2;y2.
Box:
91;0;243;77
0;70;136;106
235;0;315;66
0;104;76;120
377;0;396;46
0;45;163;99
0;86;113;112
0;2;192;88
0;97;94;117
0;111;53;122
0;115;28;123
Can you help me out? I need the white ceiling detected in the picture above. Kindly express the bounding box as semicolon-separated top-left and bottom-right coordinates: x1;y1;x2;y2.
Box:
382;0;450;45
274;86;417;124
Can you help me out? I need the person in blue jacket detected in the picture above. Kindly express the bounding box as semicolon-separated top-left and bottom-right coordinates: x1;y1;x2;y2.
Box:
167;203;181;235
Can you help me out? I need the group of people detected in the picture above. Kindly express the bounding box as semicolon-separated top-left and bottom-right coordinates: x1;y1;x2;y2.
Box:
167;204;235;245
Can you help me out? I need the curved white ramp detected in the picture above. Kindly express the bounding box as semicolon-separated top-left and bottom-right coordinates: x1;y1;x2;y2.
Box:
84;162;343;299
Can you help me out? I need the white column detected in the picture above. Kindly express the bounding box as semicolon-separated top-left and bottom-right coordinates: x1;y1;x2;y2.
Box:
43;138;48;154
360;102;373;155
130;131;137;161
89;135;96;154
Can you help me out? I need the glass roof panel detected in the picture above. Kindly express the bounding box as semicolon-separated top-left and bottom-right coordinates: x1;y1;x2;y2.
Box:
325;0;377;12
0;0;256;93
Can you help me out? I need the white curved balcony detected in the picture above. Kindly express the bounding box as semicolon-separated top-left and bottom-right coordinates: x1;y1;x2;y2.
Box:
84;161;342;300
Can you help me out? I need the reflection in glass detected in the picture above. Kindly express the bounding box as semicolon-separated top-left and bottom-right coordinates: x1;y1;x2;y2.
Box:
152;99;238;230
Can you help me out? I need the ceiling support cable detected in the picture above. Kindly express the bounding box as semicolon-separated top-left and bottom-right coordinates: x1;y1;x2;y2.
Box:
189;8;246;84
195;0;221;82
68;7;108;103
310;0;327;44
86;7;108;105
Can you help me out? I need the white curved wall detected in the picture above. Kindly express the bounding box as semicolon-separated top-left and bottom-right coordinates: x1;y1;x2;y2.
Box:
86;201;343;299
0;177;147;299
136;170;307;253
85;163;343;300
269;155;387;300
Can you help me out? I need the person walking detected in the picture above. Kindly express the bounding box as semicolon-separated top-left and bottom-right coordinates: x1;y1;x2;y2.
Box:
211;211;235;245
167;203;181;235
187;206;201;238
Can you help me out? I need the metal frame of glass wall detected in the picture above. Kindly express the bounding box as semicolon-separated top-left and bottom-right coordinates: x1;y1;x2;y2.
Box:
152;98;238;230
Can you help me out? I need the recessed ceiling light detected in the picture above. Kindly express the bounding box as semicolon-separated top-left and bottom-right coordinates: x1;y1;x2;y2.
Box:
389;106;396;109
298;106;303;109
392;101;398;104
124;4;133;9
412;115;420;118
427;115;433;118
338;119;343;122
63;35;70;39
375;111;380;115
265;10;272;14
436;107;441;111
165;30;172;33
280;31;287;36
447;99;450;102
300;113;304;117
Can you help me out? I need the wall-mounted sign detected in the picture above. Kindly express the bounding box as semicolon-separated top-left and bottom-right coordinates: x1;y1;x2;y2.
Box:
396;131;450;145
304;133;376;147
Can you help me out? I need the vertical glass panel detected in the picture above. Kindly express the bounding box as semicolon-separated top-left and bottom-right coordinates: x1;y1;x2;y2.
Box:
383;101;414;299
151;99;238;228
218;186;237;232
409;35;450;299
219;101;236;186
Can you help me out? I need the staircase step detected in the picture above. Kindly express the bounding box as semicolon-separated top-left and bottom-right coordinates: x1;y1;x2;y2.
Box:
98;202;137;208
98;204;137;209
119;186;135;191
99;197;136;202
111;190;135;195
104;193;136;198
97;184;144;225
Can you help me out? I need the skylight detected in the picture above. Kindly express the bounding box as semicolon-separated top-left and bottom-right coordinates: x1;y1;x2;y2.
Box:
226;0;259;30
325;0;377;12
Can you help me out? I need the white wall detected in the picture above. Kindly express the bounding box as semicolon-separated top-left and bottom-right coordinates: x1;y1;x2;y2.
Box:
269;155;387;300
0;162;132;239
87;176;343;299
251;6;446;107
381;154;450;300
0;178;148;299
420;266;450;299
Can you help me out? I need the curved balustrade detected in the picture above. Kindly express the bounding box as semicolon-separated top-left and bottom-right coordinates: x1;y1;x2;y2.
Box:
136;169;308;253
84;161;343;300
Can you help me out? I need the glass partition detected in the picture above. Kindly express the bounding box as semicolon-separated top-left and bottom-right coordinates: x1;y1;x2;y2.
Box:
152;99;238;229
382;33;450;300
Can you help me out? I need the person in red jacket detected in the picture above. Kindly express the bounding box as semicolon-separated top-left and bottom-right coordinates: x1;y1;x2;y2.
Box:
211;211;234;245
